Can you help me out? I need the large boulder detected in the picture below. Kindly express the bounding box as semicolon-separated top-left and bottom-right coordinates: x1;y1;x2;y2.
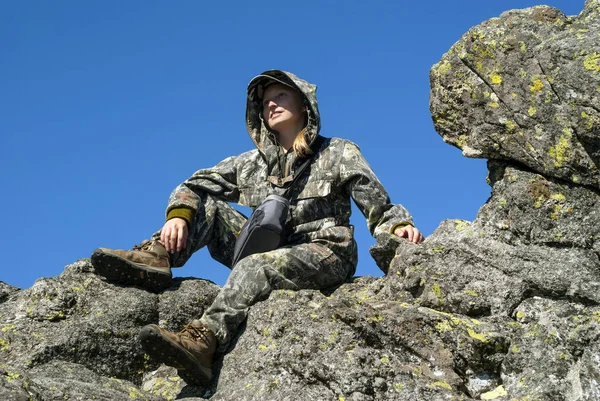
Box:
430;0;600;188
0;259;219;400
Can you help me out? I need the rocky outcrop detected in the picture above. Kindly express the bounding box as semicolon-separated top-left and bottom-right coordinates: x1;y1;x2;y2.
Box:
1;1;599;400
430;0;600;188
0;260;220;400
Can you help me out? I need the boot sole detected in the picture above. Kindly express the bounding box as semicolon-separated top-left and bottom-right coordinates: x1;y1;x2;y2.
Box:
139;324;212;386
91;250;171;293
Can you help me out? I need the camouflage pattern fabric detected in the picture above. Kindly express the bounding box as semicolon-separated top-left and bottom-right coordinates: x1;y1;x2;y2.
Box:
201;237;351;353
158;70;415;350
151;192;245;269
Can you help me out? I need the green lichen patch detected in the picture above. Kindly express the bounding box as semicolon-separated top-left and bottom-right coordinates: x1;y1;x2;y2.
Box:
548;128;572;167
530;78;544;92
583;52;600;72
490;72;503;85
432;284;444;304
528;106;537;116
467;328;489;343
454;220;470;231
429;381;452;390
435;320;453;333
481;385;507;400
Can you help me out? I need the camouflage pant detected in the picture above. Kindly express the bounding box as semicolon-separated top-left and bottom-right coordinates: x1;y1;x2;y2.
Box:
152;193;353;352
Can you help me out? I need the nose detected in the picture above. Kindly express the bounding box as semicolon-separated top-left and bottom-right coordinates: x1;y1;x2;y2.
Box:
266;99;277;109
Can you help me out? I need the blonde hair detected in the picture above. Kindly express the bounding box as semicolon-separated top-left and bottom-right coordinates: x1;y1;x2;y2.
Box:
293;127;313;158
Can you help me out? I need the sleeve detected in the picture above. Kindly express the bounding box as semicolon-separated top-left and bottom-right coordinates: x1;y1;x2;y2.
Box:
165;155;240;222
339;140;414;237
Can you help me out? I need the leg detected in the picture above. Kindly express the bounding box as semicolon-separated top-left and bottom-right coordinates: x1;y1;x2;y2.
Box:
139;237;352;384
152;192;246;269
93;192;246;292
200;242;352;352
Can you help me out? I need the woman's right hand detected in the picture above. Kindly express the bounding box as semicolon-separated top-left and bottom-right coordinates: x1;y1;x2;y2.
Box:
160;218;188;253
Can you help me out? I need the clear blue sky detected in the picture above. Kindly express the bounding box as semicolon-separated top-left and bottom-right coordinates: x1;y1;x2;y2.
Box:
0;0;582;290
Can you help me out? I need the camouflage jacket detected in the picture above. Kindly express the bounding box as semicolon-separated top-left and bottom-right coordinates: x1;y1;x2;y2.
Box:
166;70;414;268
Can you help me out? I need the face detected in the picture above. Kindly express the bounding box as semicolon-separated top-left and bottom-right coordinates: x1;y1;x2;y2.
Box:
261;83;306;132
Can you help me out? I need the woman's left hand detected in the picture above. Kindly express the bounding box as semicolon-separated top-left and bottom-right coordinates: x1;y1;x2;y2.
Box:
394;225;424;244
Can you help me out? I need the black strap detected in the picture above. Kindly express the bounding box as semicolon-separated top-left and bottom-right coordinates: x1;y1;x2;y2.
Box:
282;136;325;199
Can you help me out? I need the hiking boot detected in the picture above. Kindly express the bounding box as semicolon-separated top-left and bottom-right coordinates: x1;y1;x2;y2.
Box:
139;320;216;385
91;240;172;292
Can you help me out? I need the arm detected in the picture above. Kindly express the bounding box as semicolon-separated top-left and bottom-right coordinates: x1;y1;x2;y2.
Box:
166;155;240;223
162;155;240;253
339;140;422;242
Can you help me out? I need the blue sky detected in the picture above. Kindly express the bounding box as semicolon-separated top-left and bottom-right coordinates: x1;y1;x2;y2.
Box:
1;0;583;290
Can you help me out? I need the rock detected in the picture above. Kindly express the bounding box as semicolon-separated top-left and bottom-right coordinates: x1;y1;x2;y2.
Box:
0;282;20;304
388;218;600;316
0;259;220;392
369;233;404;273
0;366;44;401
142;365;209;400
0;361;165;401
479;160;600;250
212;289;509;400
430;0;600;188
29;360;163;401
501;297;600;400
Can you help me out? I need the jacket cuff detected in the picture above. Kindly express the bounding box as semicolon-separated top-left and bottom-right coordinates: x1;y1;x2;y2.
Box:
166;207;195;227
390;221;412;234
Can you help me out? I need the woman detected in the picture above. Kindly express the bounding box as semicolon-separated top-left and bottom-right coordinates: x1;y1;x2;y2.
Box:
91;70;424;385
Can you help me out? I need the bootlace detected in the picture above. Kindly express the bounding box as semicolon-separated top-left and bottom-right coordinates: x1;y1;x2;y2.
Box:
180;323;212;345
132;241;155;251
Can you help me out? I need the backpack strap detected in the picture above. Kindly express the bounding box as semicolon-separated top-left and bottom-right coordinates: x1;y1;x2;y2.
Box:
282;136;326;200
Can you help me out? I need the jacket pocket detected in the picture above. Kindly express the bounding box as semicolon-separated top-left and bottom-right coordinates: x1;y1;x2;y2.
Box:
295;179;333;200
239;185;269;208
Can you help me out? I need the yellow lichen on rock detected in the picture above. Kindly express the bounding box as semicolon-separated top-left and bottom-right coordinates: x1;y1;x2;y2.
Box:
519;41;527;52
467;328;489;343
528;106;537;116
437;60;452;76
530;78;544;92
456;135;468;149
548;128;572;167
435;320;453;332
430;381;452;390
490;72;503;85
481;385;508;400
583;52;600;72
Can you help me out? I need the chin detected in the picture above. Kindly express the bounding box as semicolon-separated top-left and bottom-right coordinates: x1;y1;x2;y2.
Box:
269;121;286;131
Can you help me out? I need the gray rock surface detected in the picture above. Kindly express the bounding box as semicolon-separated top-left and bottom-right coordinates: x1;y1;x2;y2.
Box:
0;260;219;400
1;1;599;400
430;0;600;188
0;281;20;304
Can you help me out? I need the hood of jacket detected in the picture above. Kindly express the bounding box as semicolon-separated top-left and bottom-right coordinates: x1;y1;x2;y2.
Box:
246;70;321;186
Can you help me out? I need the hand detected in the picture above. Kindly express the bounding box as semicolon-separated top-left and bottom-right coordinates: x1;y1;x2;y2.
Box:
160;218;188;253
394;225;424;244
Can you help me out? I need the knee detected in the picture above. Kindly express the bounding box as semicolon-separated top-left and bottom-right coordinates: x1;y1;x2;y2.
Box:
233;252;273;273
230;251;294;287
234;249;289;271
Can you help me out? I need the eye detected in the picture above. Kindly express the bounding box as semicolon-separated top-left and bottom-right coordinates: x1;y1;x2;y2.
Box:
277;92;287;99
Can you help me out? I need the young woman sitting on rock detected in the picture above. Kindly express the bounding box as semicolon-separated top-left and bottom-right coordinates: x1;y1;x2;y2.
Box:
91;70;424;385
